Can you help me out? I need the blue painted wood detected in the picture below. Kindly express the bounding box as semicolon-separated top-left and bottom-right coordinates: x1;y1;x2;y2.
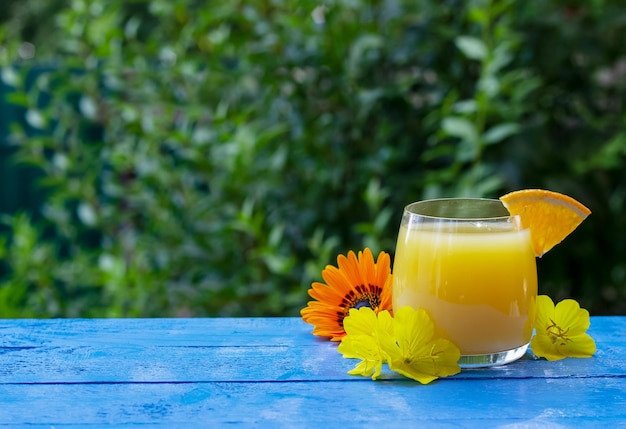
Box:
1;317;625;427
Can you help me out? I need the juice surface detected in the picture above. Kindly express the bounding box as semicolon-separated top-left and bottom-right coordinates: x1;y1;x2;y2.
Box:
392;223;537;355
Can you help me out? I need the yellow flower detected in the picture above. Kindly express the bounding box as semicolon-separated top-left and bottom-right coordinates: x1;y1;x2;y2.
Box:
337;306;461;384
530;295;596;361
301;248;393;341
379;306;461;384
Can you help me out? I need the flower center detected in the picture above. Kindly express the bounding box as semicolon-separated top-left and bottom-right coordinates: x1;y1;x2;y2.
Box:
546;318;571;346
354;300;372;309
336;283;383;327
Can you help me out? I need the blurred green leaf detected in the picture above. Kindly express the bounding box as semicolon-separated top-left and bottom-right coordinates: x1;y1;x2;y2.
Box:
455;36;488;61
483;123;520;145
442;116;479;146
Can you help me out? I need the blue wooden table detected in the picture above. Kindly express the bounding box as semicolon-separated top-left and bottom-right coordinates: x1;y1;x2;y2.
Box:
1;317;625;427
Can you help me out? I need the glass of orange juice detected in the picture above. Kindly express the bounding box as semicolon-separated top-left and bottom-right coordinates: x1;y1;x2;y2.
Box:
392;198;537;367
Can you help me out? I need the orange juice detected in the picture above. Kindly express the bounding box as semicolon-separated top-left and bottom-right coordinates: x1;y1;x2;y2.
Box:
393;222;537;355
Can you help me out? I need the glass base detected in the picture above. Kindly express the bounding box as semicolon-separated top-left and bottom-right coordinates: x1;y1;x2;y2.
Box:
459;343;529;368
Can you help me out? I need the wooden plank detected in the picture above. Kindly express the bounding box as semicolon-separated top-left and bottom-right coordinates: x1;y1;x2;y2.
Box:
1;316;622;348
0;317;313;347
1;317;624;384
0;377;625;427
0;341;624;384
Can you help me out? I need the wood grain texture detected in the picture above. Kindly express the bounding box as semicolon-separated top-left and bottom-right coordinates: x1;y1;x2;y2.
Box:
1;317;625;427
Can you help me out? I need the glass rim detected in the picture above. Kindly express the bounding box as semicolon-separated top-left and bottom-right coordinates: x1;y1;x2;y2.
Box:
404;198;515;221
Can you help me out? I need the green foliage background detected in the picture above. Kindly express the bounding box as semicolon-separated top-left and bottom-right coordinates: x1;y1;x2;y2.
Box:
0;0;624;317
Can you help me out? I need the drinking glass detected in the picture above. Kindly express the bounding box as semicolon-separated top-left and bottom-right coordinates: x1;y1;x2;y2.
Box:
392;198;537;367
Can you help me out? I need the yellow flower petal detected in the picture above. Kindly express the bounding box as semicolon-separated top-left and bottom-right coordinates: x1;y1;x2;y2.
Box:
376;310;395;339
534;295;555;331
530;334;566;361
343;307;378;337
394;306;435;351
554;299;591;336
337;334;384;379
559;333;596;358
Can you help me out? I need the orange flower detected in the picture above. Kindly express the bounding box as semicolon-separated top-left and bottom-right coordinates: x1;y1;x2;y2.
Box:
301;248;393;341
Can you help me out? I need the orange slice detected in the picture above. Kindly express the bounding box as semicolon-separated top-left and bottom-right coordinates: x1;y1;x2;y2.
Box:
499;189;591;257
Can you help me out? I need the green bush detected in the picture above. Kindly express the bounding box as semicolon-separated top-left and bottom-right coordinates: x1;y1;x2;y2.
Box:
0;0;624;317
